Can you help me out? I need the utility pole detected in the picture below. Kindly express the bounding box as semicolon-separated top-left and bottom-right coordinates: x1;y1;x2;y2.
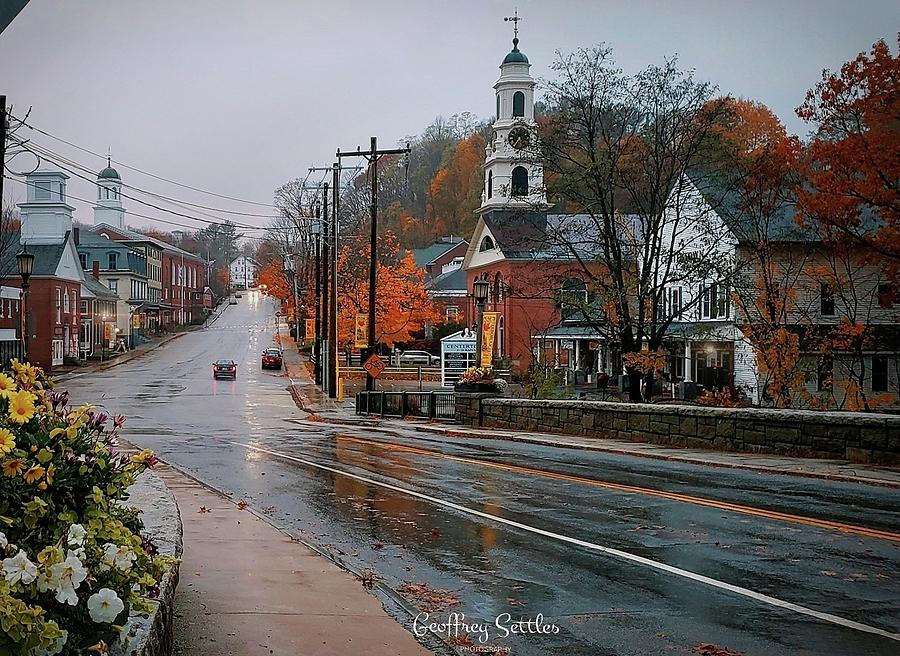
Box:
328;162;340;398
0;96;6;214
309;164;362;397
313;202;322;385
336;137;411;392
320;182;330;394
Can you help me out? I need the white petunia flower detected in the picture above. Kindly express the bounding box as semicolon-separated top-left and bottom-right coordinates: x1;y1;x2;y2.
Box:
0;530;7;548
88;588;125;623
49;554;87;606
66;524;86;547
67;547;86;561
3;549;38;585
101;542;136;572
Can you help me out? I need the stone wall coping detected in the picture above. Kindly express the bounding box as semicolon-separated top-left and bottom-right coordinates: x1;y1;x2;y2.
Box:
111;469;183;656
481;398;900;427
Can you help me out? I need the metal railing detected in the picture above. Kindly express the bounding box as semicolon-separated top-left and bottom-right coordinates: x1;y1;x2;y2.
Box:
355;390;455;420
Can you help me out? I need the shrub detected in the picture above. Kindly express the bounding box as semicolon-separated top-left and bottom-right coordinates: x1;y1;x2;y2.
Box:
0;360;171;655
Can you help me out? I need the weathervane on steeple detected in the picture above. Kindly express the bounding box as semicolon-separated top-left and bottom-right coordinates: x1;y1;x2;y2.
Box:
504;8;521;48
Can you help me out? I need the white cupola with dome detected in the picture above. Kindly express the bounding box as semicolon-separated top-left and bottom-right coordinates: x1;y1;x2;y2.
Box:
478;15;548;216
93;157;126;228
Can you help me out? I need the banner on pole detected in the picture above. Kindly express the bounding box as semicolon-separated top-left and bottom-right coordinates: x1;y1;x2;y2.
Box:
304;319;315;341
480;312;499;367
354;314;368;349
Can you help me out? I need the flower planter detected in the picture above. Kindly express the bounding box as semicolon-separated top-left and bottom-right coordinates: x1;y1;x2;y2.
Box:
455;382;500;393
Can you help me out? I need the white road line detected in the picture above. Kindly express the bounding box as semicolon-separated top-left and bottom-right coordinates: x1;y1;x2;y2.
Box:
227;439;900;644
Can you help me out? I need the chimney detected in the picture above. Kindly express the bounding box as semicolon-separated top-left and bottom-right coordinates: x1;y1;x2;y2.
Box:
73;227;80;245
92;261;100;281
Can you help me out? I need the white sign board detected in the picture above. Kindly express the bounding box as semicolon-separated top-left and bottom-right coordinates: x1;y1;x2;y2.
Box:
440;329;477;387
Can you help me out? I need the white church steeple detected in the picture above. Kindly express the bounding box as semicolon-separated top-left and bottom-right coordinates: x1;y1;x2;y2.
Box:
93;157;125;228
478;15;548;216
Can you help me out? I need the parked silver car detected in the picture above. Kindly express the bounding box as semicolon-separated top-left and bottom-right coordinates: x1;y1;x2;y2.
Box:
398;350;439;366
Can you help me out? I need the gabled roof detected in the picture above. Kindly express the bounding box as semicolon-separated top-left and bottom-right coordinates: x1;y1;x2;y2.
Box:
684;169;815;243
426;267;467;292
77;230;135;252
0;233;66;277
412;239;467;268
82;276;118;300
92;224;203;260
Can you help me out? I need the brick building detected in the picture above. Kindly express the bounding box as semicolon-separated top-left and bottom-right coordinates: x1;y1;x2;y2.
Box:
0;170;84;370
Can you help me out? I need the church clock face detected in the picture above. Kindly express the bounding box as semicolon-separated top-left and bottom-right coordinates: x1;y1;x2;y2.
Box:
507;126;531;150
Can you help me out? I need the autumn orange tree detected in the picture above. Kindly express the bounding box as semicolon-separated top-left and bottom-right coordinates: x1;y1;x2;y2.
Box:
334;231;438;348
257;261;294;317
708;98;815;407
796;36;900;278
425;132;486;241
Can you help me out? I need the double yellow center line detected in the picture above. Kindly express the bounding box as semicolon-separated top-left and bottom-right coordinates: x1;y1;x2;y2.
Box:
336;434;900;543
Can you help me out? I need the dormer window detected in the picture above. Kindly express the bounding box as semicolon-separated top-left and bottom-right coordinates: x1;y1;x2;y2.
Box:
479;236;495;252
108;252;118;270
513;91;525;117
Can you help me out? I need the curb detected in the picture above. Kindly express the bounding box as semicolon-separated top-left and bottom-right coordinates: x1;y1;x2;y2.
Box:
112;469;183;656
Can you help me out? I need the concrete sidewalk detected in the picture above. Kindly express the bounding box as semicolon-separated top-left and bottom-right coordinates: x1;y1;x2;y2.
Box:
159;462;432;656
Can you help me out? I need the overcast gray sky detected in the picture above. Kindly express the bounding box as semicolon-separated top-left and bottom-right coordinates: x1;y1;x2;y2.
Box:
1;0;897;234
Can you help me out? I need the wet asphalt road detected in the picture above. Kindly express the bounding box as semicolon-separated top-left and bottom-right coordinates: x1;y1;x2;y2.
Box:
63;293;900;656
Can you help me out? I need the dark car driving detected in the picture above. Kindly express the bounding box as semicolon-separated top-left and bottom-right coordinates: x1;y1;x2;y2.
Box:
261;348;283;370
212;359;237;379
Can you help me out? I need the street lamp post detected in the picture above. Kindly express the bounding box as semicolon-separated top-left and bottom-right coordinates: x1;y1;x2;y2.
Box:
472;279;490;367
16;246;35;363
101;314;109;361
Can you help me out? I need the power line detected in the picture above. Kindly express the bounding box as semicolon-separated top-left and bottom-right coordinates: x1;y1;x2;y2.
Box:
15;141;283;232
13;115;281;208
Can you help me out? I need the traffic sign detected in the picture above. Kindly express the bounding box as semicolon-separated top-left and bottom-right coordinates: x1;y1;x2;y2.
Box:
362;353;386;378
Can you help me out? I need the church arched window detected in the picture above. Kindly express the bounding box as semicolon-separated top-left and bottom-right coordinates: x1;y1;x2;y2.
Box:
487;171;493;199
479;236;495;252
512;91;525;117
496;94;501;119
511;166;528;197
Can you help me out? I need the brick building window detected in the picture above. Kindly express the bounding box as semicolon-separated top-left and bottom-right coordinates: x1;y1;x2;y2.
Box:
55;288;62;323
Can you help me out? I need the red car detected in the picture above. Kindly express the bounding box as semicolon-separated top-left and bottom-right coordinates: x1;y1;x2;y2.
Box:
261;348;283;370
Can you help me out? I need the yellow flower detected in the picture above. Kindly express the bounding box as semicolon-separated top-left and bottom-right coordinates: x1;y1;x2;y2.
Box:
2;458;25;477
24;464;45;484
45;463;55;486
0;373;17;399
0;428;15;455
37;481;47;491
8;391;37;424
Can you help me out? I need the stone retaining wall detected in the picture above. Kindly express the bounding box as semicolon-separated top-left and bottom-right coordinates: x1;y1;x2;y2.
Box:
456;394;900;464
111;470;183;656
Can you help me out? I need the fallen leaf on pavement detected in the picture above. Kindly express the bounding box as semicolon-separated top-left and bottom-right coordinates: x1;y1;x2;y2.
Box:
198;506;210;514
398;582;461;613
693;643;744;656
431;527;441;539
237;500;248;510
